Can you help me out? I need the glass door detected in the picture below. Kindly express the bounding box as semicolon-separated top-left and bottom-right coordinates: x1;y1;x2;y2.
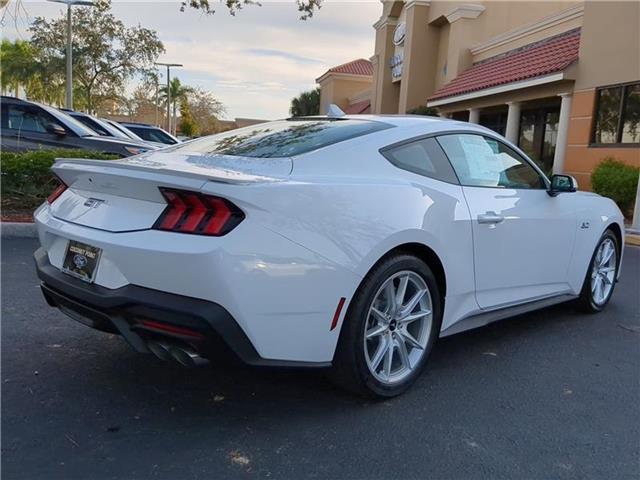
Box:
518;107;559;174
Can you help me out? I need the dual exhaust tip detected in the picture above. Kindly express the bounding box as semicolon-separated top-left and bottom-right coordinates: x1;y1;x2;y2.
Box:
147;340;209;367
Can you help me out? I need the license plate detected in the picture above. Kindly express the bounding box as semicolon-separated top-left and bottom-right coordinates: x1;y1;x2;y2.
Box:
61;240;102;283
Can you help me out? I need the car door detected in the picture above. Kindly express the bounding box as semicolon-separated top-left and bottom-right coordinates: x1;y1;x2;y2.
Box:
437;133;577;310
2;103;69;152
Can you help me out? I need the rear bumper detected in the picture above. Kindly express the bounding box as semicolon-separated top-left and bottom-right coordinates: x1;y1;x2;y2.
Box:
34;248;329;368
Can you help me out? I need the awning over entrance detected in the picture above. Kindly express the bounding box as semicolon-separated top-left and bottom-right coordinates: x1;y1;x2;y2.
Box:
427;28;581;106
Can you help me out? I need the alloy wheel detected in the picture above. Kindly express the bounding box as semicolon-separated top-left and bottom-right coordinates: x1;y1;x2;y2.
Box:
590;238;617;306
363;270;433;385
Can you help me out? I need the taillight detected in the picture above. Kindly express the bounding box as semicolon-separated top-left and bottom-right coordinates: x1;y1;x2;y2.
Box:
153;187;244;236
47;176;68;204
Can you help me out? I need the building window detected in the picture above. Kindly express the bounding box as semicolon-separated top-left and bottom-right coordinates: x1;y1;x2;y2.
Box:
593;82;640;145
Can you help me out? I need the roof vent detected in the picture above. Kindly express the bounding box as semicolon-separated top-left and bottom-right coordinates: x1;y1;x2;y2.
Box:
327;104;345;118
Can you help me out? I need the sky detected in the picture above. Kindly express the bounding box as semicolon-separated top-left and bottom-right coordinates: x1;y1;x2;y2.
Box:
1;0;381;120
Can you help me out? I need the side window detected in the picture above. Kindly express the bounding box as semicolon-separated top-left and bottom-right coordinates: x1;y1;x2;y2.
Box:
436;134;545;189
381;137;459;184
6;105;63;134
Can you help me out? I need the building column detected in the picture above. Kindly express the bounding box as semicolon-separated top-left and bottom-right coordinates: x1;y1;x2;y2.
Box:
468;108;480;124
552;93;573;174
504;101;521;143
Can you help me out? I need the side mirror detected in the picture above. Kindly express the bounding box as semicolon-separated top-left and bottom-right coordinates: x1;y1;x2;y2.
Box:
548;174;578;196
46;123;67;136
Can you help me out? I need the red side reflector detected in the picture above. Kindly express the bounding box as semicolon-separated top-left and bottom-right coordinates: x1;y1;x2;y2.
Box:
47;177;68;204
153;187;244;236
140;319;205;339
330;297;347;331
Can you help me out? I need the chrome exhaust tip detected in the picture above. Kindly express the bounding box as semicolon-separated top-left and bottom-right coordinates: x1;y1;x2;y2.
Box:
147;341;172;361
168;346;209;367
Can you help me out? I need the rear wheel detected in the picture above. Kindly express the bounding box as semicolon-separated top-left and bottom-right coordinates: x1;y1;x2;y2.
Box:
331;254;442;397
578;230;619;312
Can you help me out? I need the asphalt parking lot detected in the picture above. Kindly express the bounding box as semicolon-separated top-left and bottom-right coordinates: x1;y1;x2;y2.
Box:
2;238;639;480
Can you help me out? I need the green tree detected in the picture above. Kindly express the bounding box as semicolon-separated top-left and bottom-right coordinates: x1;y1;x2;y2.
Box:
0;39;38;96
159;77;194;135
290;87;320;117
188;87;225;135
182;0;322;19
179;98;199;137
29;0;164;113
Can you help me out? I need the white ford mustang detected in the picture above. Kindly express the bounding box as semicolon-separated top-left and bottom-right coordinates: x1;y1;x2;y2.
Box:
34;114;625;397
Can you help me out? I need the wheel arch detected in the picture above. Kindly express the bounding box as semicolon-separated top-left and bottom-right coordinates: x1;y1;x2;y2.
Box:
355;242;447;308
606;221;623;250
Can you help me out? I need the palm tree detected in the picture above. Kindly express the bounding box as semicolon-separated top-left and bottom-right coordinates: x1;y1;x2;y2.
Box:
159;78;193;135
290;87;320;117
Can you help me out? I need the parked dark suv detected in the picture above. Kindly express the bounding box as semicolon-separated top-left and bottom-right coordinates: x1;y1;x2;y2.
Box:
1;97;158;157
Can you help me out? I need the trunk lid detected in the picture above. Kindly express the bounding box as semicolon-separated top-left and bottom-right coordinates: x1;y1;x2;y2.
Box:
49;151;290;232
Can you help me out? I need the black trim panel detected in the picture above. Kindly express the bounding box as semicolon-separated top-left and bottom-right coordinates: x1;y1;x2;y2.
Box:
439;294;577;337
34;248;330;368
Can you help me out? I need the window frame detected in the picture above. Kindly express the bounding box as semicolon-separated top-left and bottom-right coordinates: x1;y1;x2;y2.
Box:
591;81;640;148
379;129;550;190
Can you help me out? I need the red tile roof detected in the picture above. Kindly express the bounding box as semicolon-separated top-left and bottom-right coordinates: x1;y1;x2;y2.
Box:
325;58;373;77
343;100;371;114
428;28;581;102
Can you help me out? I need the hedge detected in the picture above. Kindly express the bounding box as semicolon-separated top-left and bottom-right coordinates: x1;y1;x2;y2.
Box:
591;158;639;218
1;149;118;212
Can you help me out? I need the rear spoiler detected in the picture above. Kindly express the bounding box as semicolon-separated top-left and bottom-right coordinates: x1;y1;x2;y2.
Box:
52;154;290;186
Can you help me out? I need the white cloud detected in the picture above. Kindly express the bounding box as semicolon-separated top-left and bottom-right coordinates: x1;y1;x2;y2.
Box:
3;0;380;119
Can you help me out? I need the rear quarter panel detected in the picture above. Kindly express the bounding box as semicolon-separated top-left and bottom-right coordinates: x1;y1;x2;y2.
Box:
200;131;478;333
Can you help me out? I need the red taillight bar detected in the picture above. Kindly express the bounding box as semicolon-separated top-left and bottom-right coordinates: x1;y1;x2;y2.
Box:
47;174;68;205
153;187;244;236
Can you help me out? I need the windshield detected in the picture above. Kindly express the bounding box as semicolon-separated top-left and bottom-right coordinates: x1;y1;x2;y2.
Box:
127;125;178;145
39;104;97;137
105;120;144;141
167;119;393;158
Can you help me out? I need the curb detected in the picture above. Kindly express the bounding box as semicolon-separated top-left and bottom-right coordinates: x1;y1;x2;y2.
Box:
626;233;640;247
1;222;37;238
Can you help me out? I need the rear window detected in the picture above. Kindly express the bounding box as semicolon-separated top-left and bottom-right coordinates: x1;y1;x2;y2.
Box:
169;119;393;158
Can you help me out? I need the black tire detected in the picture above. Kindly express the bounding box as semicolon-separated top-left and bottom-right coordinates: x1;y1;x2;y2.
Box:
577;229;619;313
330;253;442;398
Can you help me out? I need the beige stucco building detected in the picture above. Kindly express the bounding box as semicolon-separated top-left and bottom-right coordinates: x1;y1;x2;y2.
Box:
319;0;639;196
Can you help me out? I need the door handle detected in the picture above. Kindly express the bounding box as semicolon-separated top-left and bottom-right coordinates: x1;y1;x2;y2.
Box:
478;212;505;224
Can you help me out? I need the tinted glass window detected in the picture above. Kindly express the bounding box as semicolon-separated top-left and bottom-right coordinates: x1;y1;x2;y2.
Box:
594;86;623;144
6;105;63;133
621;84;640;143
168;119;392;158
72;115;110;136
382;137;458;184
437;134;545;189
128;127;177;145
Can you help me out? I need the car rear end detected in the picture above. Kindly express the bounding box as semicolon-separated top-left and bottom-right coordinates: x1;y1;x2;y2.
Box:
34;143;362;367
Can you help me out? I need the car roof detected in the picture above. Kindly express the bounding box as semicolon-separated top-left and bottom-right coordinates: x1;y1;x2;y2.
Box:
119;121;155;128
295;114;489;133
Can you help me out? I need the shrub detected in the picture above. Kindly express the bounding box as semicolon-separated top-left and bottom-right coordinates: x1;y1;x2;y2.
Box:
1;149;118;212
591;158;639;218
406;105;439;116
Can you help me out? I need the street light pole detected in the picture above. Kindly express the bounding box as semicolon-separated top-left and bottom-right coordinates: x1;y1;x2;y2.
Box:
66;3;72;108
47;0;95;110
155;62;182;134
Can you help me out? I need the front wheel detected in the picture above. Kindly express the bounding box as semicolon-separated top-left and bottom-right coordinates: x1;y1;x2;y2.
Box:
331;254;442;397
578;230;619;312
